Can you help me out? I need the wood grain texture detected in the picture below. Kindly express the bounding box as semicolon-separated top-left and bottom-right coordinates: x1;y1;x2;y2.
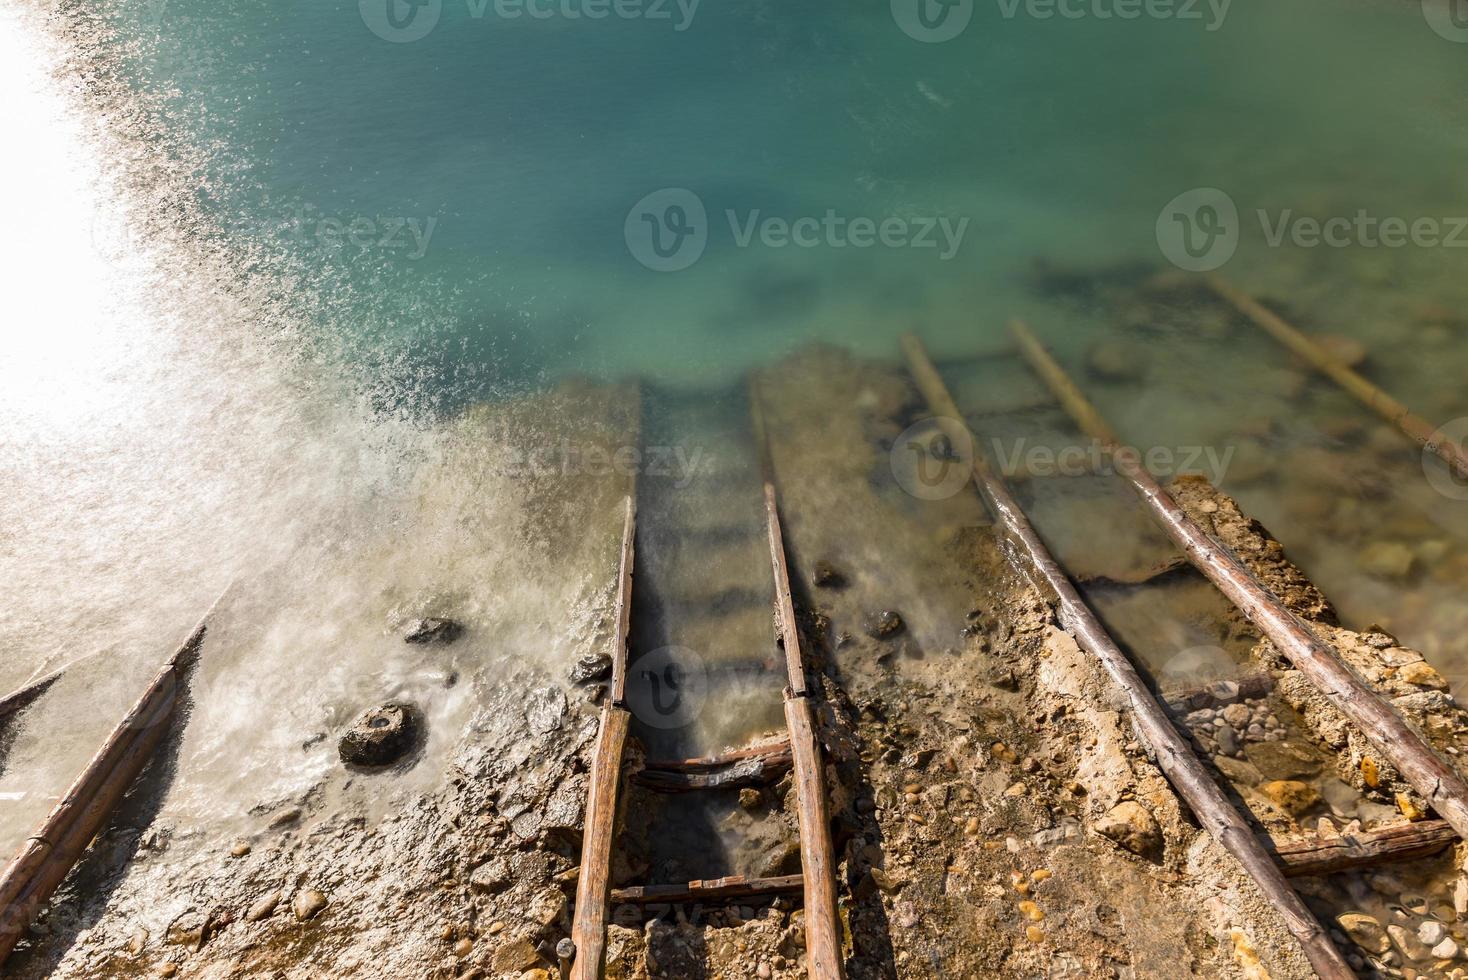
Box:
570;705;630;980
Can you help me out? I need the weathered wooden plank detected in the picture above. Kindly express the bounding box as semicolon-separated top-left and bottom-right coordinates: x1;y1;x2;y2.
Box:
1207;276;1468;480
570;704;631;980
611;873;804;904
0;589;229;966
1009;318;1468;846
610;494;636;705
632;743;793;793
784;694;844;980
1272;820;1456;878
900;332;1354;980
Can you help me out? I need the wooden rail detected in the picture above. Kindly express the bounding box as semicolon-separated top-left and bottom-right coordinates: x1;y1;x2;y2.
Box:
1206;276;1468;480
1273;819;1456;878
1008;318;1468;845
611;873;804;904
0;588;231;966
751;379;846;980
900;333;1355;979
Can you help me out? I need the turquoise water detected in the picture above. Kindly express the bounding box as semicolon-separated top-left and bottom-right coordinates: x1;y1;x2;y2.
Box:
79;0;1468;398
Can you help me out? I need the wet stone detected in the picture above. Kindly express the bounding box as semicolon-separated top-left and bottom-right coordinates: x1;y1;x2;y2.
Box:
812;560;847;589
1337;912;1389;955
1260;780;1319;815
866;610;906;639
403;617;464;645
525;687;567;734
338;701;423;768
569;653;612;684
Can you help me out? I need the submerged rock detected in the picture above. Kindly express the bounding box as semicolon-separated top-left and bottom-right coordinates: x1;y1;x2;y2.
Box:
865;610;905;640
1094;800;1162;861
1359;541;1415;581
338;702;423;768
403;617;463;645
1260;779;1319;815
812;560;847;589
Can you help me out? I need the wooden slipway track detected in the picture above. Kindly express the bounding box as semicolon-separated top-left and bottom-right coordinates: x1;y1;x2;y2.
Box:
567;384;844;979
3;307;1467;978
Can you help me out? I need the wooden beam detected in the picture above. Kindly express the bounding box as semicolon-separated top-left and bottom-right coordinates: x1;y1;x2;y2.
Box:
900;332;1355;980
611;873;804;905
1272;820;1456;878
1206;276;1468;480
641;735;791;772
610;494;636;705
570;704;630;980
750;376;845;979
1008;318;1468;844
633;740;793;793
0;589;229;966
784;695;844;980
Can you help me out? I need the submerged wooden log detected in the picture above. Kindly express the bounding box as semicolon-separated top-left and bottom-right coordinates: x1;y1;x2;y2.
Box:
570;704;631;980
610;494;637;705
0;670;66;725
1008;318;1468;845
611;873;804;904
900;332;1355;980
1206;276;1468;480
1272;820;1456;878
634;739;793;793
0;589;230;965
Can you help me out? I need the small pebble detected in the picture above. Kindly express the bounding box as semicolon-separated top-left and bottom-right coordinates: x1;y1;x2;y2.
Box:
453;938;474;957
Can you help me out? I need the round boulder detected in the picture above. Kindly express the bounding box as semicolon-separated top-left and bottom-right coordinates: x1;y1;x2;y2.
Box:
338;701;423;768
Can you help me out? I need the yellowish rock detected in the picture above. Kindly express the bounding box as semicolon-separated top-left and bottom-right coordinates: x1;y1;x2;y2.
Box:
1025;926;1045;943
1398;793;1429;821
1398;662;1449;691
1228;928;1272;980
1018;900;1044;922
1361;756;1380;788
1260;780;1320;816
